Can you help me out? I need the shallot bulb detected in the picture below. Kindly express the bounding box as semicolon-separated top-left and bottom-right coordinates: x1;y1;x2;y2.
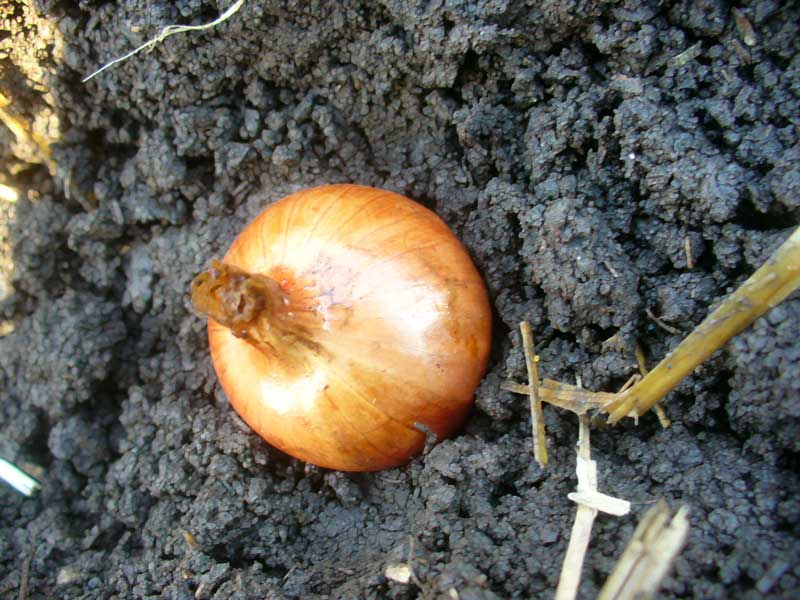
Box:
191;184;492;471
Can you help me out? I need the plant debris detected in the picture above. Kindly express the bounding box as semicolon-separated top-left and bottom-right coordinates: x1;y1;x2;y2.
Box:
83;0;246;82
597;501;689;600
0;458;39;497
605;226;800;423
555;413;630;600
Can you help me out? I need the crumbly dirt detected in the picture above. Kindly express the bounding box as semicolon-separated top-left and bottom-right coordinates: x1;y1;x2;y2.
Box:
1;1;799;598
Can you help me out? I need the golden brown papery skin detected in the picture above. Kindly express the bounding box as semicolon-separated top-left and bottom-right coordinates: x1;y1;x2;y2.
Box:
205;184;492;471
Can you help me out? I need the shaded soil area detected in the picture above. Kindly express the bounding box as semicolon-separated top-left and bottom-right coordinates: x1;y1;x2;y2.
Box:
1;1;799;598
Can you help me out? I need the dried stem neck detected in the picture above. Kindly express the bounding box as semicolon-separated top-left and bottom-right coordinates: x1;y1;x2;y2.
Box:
190;260;300;356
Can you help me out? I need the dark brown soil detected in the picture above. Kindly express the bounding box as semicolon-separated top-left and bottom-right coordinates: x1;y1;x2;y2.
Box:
1;1;799;598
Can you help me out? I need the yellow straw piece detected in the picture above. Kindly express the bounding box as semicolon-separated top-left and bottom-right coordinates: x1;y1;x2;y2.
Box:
605;226;800;423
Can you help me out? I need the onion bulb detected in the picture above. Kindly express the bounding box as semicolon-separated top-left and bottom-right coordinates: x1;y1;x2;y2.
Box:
191;184;492;471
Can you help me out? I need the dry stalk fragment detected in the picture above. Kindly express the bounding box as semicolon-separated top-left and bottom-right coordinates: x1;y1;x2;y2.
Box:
384;538;429;597
597;501;689;600
519;321;548;467
500;229;795;600
604;225;800;423
0;458;40;497
634;345;671;428
501;378;637;420
504;348;633;600
684;237;694;269
555;414;631;600
652;402;671;429
555;502;595;600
